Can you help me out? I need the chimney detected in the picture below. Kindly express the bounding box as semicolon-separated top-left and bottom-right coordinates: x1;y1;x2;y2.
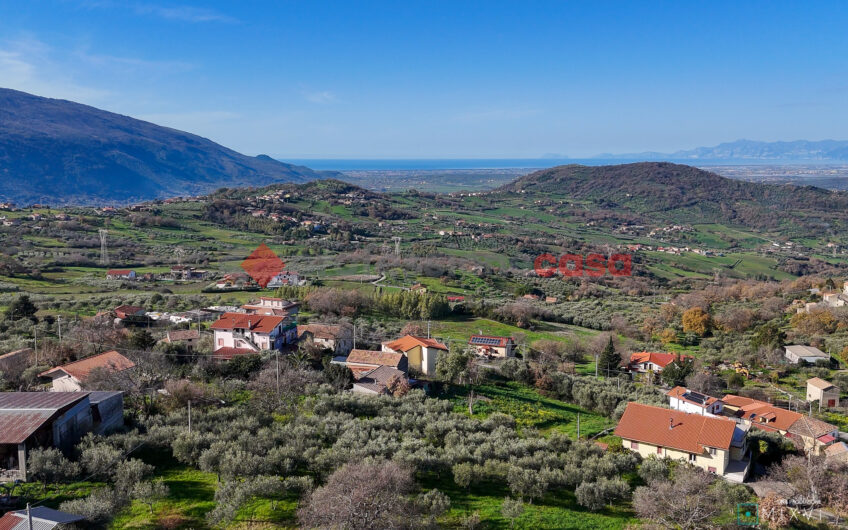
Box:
669;418;674;430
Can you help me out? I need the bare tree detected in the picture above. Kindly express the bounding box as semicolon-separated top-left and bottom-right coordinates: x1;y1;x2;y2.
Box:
298;460;418;529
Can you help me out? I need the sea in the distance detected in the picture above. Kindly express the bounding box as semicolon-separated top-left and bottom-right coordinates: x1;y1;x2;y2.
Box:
286;158;839;171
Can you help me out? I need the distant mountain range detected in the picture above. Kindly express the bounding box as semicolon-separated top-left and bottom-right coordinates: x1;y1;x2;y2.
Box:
0;88;336;205
596;139;848;161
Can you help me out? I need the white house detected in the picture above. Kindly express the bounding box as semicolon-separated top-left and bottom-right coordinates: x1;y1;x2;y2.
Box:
39;351;135;392
211;312;295;354
667;386;724;416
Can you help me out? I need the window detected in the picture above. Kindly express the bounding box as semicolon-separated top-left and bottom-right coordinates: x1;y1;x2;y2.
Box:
630;441;639;450
217;338;223;346
708;466;716;474
708;447;717;455
656;446;663;455
688;454;697;463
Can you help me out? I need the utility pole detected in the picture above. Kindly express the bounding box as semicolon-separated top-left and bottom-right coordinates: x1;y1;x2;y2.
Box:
275;351;280;396
57;316;62;343
187;400;192;433
427;320;431;339
26;503;33;530
33;326;37;365
595;354;599;377
353;324;356;350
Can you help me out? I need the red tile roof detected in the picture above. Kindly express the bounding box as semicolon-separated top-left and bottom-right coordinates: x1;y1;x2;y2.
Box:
39;350;135;381
107;269;133;275
383;335;448;353
212;347;258;360
614;402;737;454
114;305;145;318
722;394;803;432
0;513;22;530
629;352;691;369
210;312;285;334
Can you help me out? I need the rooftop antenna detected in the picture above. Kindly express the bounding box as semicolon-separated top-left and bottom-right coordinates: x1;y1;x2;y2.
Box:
98;229;109;265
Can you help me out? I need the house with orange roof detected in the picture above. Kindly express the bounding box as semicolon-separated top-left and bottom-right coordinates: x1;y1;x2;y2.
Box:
211;312;295;354
382;335;448;376
625;352;692;373
39;351;135;392
721;394;839;455
615;402;750;482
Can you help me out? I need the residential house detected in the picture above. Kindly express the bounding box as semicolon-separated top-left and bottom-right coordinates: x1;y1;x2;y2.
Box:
0;507;85;529
468;335;515;358
625;352;692;373
211;312;294;356
352;366;407;395
242;297;300;317
615;402;750;483
334;349;408;377
721;394;839;455
114;305;147;324
825;441;848;463
268;271;304;287
667;386;725;416
785;345;830;364
169;265;208;280
39;350;135;392
164;329;201;351
215;272;253;289
106;269;136;280
382;335;448;376
297;323;353;355
0;392;123;482
806;377;840;408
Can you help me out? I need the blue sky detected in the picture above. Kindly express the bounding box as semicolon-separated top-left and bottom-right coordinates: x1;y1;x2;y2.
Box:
1;1;847;158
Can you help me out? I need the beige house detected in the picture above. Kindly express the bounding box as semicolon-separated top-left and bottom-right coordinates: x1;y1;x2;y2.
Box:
615;402;750;482
297;324;353;355
785;345;830;364
807;377;840;408
468;335;515;358
382;335;448;376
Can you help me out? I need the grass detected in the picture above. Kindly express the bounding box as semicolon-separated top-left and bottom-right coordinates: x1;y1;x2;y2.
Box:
423;473;636;529
445;381;614;438
110;449;218;529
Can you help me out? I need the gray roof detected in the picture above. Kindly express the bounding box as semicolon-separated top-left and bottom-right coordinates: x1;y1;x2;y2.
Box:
87;391;123;404
14;506;85;524
0;392;89;410
785;345;829;359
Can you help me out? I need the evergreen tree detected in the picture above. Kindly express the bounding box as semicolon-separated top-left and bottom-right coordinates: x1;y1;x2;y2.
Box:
597;337;620;377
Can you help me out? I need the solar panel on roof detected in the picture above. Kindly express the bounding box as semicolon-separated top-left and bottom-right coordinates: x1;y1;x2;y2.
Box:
471;336;503;345
682;391;709;405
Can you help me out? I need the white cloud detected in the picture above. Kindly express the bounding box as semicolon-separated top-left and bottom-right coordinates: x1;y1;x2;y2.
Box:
133;4;238;23
0;37;110;103
303;90;338;104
